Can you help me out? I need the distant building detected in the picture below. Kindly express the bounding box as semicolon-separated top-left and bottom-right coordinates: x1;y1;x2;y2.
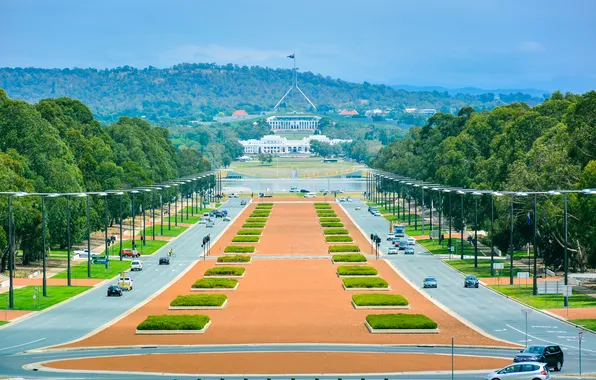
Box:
418;108;437;116
239;135;352;155
266;115;321;132
404;108;417;113
339;109;359;116
232;110;249;118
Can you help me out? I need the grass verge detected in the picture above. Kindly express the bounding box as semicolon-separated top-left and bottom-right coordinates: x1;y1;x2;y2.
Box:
0;286;92;311
232;236;259;243
326;236;353;243
246;218;267;223
570;319;596;331
100;239;167;256
223;246;255;253
242;223;265;228
237;229;262;235
329;245;361;253
337;266;378;276
343;277;389;288
323;228;349;235
319;217;340;223
142;225;188;237
489;286;596;309
170;294;227;307
366;314;437;329
332;254;367;262
444;259;521;278
53;260;131;279
217;254;252;262
192;278;238;289
353;294;409;306
137;315;210;330
205;267;246;276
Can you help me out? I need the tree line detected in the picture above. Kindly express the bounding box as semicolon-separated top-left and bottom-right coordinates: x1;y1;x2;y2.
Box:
371;90;596;271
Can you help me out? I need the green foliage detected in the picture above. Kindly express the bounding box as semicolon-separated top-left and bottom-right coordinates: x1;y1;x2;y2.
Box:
337;265;378;276
342;277;388;288
352;294;409;306
255;205;273;209
317;212;337;217
366;314;437;329
204;267;245;276
0;286;92;310
237;229;262;235
570;319;596;331
332;254;366;262
192;278;238;289
319;217;341;223
250;211;270;217
242;223;265;228
232;236;259;243
323;229;348;235
326;236;353;242
222;247;255;254
170;294;227;307
321;222;344;228
53;260;131;279
137;315;210;330
328;245;361;253
314;204;332;209
245;217;267;223
489;286;596;309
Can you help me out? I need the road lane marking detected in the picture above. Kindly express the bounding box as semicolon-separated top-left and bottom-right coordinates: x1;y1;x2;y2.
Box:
0;338;46;352
506;324;596;353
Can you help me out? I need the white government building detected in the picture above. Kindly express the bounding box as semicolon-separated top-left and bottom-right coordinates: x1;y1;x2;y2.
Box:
240;135;351;155
266;115;321;132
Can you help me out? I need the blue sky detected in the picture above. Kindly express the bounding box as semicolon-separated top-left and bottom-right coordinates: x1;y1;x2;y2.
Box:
1;0;595;92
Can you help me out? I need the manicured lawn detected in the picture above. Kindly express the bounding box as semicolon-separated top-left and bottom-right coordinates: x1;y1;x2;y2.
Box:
164;215;201;224
0;286;92;310
321;222;344;228
48;249;70;257
383;213;423;223
319;217;340;223
232;236;259;243
246;218;267;223
217;254;252;262
332;254;367;262
170;295;227;307
326;236;353;243
100;239;167;256
205;267;246;276
366;314;437;329
137;315;210;330
405;224;432;237
570;319;596;331
489;286;596;309
343;277;389;288
329;245;361;253
0;321;8;326
323;228;349;235
337;266;378;276
237;229;262;235
223;246;255;253
53;260;132;279
418;239;476;256
192;278;238;289
352;294;409;306
242;223;265;228
445;259;521;278
142;225;187;237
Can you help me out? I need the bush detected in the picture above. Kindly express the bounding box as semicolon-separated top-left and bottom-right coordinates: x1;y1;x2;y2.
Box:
337;266;378;276
223;246;255;253
343;277;388;288
317;211;336;215
258;203;274;206
137;315;210;330
352;294;409;306
192;278;238;288
314;204;332;209
205;267;246;276
246;218;267;223
250;212;270;218
232;236;259;243
319;217;340;223
326;236;353;243
314;202;330;205
321;222;344;228
366;314;437;329
170;294;227;307
332;254;366;262
218;254;252;262
237;229;263;235
323;228;349;235
242;223;265;228
318;214;337;218
329;245;361;253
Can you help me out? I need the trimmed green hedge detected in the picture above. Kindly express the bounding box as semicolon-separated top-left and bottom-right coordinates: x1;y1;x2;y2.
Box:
332;254;367;262
237;229;263;235
205;267;246;276
223;246;255;253
246;217;267;223
317;211;336;215
170;294;227;307
323;228;349;235
314;202;330;205
258;203;274;206
192;278;238;288
321;222;344;228
250;211;271;217
218;254;252;262
343;277;389;288
352;294;409;306
326;236;353;243
232;236;259;243
137;315;210;330
242;223;265;228
314;205;332;209
329;245;361;253
337;266;378;276
319;217;341;223
366;314;437;329
255;205;273;209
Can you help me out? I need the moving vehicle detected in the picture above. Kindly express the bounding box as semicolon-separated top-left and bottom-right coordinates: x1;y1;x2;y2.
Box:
392;237;401;247
388;247;398;255
338;197;346;202
259;191;273;198
299;189;309;193
107;285;123;297
347;197;352;202
229;193;239;198
355;206;361;210
399;239;408;250
206;221;214;228
223;215;231;221
159;256;170;265
394;225;406;238
121;248;140;258
486;362;550;380
131;260;143;271
407;237;416;245
386;232;395;241
514;346;564;371
304;192;317;198
464;275;479;288
240;199;247;205
405;247;415;255
423;276;437;288
213;210;224;218
289;186;298;192
118;276;133;291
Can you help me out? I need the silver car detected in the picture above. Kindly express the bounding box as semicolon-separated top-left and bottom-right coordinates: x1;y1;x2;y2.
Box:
486;362;550;380
423;276;437;288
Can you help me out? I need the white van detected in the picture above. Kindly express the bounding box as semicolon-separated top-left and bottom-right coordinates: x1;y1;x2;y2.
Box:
304;192;317;198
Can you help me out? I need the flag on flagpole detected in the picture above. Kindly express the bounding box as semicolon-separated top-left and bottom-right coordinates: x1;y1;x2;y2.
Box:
287;53;295;59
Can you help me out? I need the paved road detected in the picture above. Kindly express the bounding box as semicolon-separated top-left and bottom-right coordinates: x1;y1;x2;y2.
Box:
341;199;596;374
0;199;246;357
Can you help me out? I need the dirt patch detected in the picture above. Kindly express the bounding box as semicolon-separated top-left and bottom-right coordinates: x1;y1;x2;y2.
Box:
481;277;560;286
44;352;511;374
548;307;596;320
0;309;32;322
14;278;104;287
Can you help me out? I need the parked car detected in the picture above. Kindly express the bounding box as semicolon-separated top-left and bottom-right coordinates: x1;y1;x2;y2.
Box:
423;276;437;288
240;199;247;205
131;260;143;271
304;192;317;198
387;233;395;241
486;362;550;380
405;247;415;255
388;247;399;255
464;275;479;288
355;206;361;210
407;237;416;246
121;248;140;258
107;285;123;297
514;345;564;371
347;197;352;202
159;256;170;265
399;239;408;250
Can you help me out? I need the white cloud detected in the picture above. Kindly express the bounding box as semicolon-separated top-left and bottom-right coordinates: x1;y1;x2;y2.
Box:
518;41;546;53
159;44;291;66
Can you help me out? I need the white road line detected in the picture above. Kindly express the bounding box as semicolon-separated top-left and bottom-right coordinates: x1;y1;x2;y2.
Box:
506;324;596;353
0;338;46;352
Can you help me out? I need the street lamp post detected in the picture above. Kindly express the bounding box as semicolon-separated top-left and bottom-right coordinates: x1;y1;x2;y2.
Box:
101;193;108;262
458;190;465;260
66;195;72;285
472;192;482;268
6;192;28;308
533;194;538;295
414;184;419;231
41;195;47;296
166;185;171;230
421;186;426;236
118;192;123;261
564;192;569;307
509;197;515;285
131;191;137;250
86;194;91;278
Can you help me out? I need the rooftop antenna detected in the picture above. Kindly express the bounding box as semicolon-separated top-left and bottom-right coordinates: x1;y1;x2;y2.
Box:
274;53;317;111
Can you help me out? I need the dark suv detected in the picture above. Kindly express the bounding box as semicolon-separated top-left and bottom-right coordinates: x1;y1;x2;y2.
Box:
464;275;479;288
107;285;123;297
513;345;564;371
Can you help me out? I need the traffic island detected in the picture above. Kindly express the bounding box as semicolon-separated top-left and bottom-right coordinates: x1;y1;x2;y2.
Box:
328;245;361;254
237;229;263;235
321;222;345;227
245;217;268;223
135;315;211;335
323;228;349;235
242;223;265;229
352;294;410;310
342;277;390;291
231;236;260;244
168;295;228;310
331;254;367;264
365;314;439;334
204;266;246;278
325;236;354;244
223;246;255;255
337;265;378;277
217;254;252;265
191;278;239;291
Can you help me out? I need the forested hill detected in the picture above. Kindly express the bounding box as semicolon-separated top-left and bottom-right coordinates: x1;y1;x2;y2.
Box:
1;63;518;123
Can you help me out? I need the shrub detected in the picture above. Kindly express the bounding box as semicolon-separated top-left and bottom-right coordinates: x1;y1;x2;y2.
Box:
314;204;332;209
317;211;336;215
256;206;273;210
323;228;349;235
366;314;437;329
319;217;340;223
205;267;246;276
332;254;366;262
318;214;337;218
342;277;388;288
223;246;255;253
329;245;361;253
137;315;210;330
337;266;378;276
314;202;330;205
250;212;270;218
192;278;238;288
326;236;353;243
237;229;262;235
218;254;252;262
352;294;409;306
321;222;344;228
170;294;227;307
242;223;265;228
232;236;259;243
246;218;267;223
258;203;274;206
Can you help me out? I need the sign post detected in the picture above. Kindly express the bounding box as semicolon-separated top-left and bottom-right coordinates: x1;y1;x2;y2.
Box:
579;331;583;375
521;308;532;348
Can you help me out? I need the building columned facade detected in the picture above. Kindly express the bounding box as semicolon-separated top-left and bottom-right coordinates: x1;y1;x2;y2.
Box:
239;135;351;155
266;115;321;132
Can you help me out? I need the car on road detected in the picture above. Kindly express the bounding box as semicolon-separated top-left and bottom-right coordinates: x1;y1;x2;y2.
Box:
405;247;415;255
240;199;247;205
371;210;381;216
388;247;398;255
355;206;361;210
223;215;231;221
229;193;239;198
304;192;317;198
121;248;140;258
299;189;309;193
131;260;143;271
407;237;416;245
486;362;550;380
464;275;479;288
392;237;401;247
159;256;170;265
206;221;214;228
118;276;133;291
514;345;563;372
347;197;352;202
213;210;224;218
107;285;123;297
399;239;408;250
423;276;437;288
386;233;395;241
338;197;346;202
